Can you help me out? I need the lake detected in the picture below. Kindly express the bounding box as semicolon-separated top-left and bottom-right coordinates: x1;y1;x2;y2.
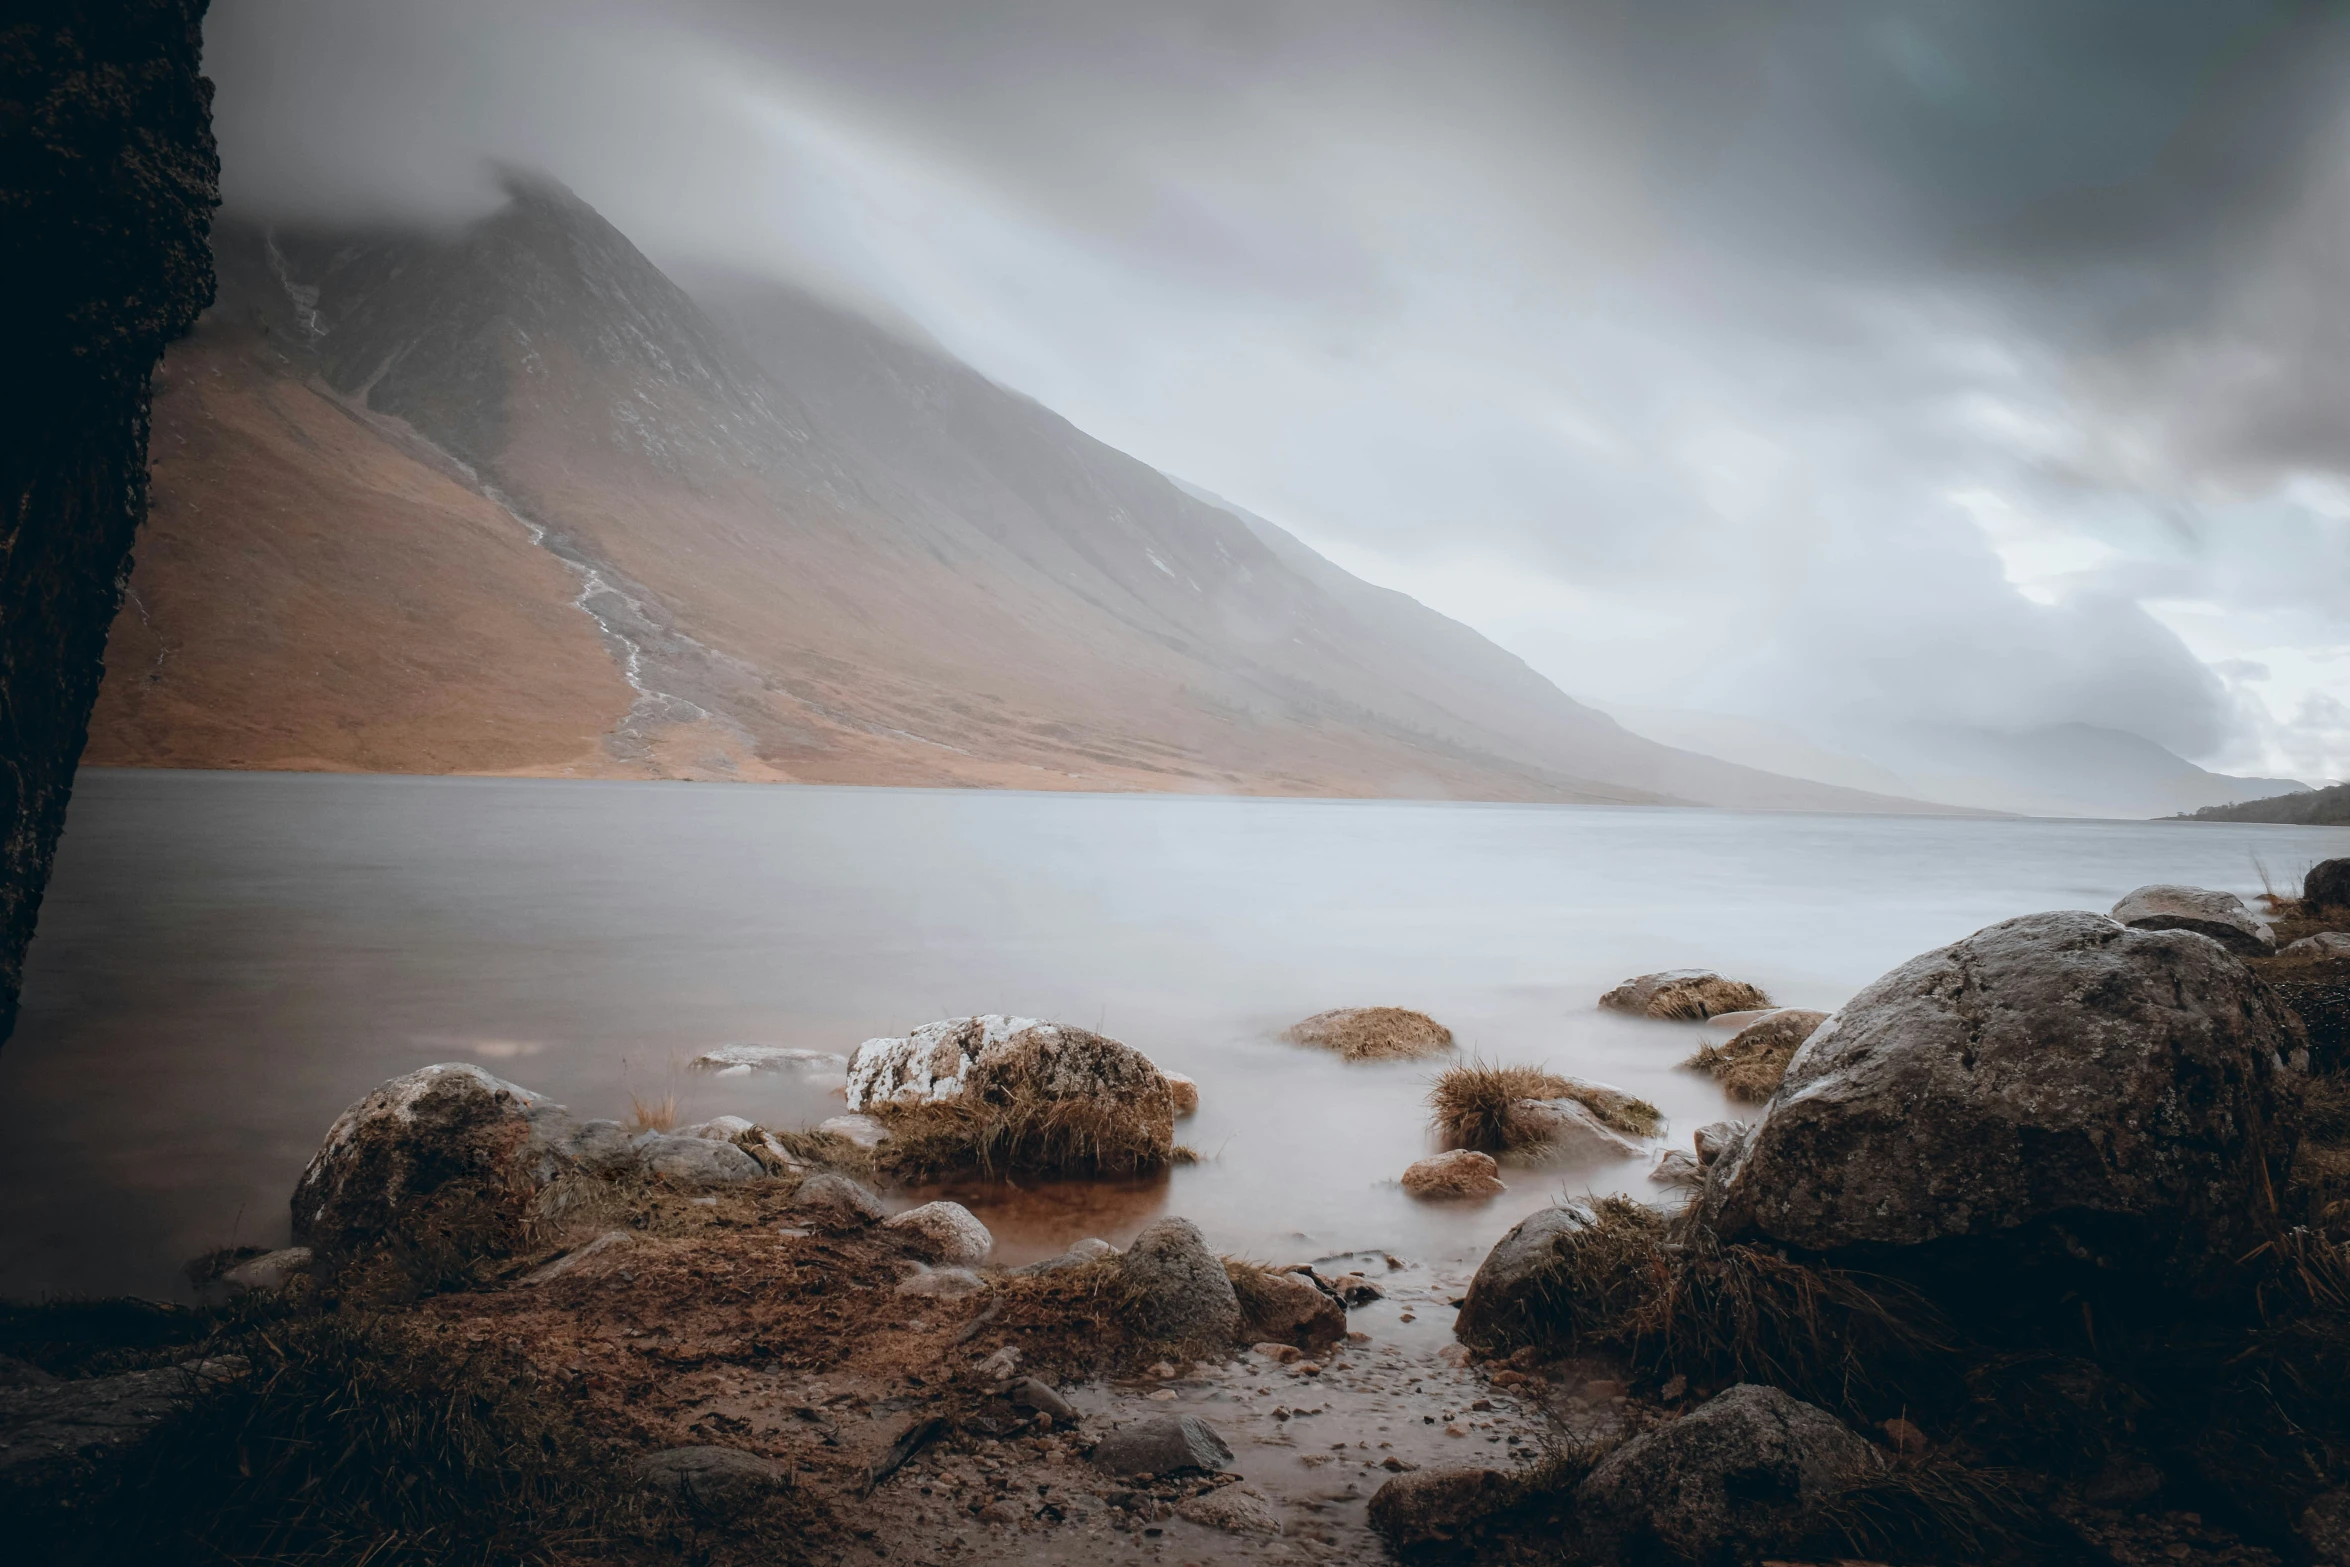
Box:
5;768;2346;1301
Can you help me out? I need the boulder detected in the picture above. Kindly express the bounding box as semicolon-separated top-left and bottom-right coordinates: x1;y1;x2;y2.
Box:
1601;970;1772;1021
1119;1216;1242;1344
1454;1202;1594;1348
564;1119;637;1175
1234;1267;1346;1350
1402;1149;1506;1200
2111;884;2275;956
220;1246;312;1294
1649;1148;1704;1189
846;1016;1176;1174
1573;1384;1880;1563
2284;932;2350;959
290;1063;580;1255
630;1446;785;1513
2300;1489;2350;1566
1179;1483;1283;1535
691;1044;847;1076
882;1200;993;1264
1692;1121;1741;1165
1704;911;2304;1293
1091;1413;1233;1477
1006;1377;1076;1424
631;1132;764;1185
0;1358;246;1485
1367;1465;1518;1550
677;1115;756;1141
795;1174;886;1226
2307;860;2350;911
1166;1071;1200;1117
1281;1007;1454;1061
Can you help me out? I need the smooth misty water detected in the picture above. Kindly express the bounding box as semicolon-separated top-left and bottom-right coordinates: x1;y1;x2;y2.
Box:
5;769;2347;1302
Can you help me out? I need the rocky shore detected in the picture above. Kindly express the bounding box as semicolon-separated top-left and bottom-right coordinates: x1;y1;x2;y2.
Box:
7;866;2350;1566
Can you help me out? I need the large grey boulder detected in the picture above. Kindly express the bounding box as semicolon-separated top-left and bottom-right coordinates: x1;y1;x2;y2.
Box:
291;1063;581;1254
2284;932;2350;959
1573;1384;1880;1563
631;1131;764;1185
1118;1216;1242;1345
1704;911;2304;1291
1454;1202;1593;1348
2306;859;2350;911
1091;1413;1233;1476
2110;884;2275;956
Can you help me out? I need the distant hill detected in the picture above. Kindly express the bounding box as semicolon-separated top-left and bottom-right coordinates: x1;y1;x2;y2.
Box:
2181;782;2350;825
89;174;1957;813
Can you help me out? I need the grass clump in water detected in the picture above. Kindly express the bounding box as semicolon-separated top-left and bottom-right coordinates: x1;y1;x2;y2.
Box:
1601;971;1773;1021
1429;1059;1661;1152
876;1093;1173;1179
1683;1009;1829;1104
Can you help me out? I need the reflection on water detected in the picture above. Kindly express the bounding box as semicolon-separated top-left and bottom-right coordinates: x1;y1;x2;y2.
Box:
5;769;2348;1301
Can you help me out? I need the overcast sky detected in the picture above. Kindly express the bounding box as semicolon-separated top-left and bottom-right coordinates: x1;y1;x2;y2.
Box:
205;0;2350;780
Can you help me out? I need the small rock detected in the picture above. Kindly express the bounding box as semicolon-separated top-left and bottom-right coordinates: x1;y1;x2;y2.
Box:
2283;932;2350;958
1600;970;1771;1020
1880;1416;1930;1455
632;1132;765;1185
2111;884;2275;956
1455;1202;1594;1347
1253;1342;1303;1363
1007;1378;1076;1424
1504;1097;1647;1159
978;1346;1021;1381
795;1173;886;1226
1091;1414;1234;1477
1366;1466;1516;1549
1237;1267;1346;1349
895;1265;986;1300
1119;1217;1242;1345
220;1246;312;1293
1016;1236;1118;1276
1179;1483;1282;1535
883;1201;994;1264
677;1115;756;1141
1692;1121;1740;1165
815;1113;891;1148
630;1446;784;1512
1402;1149;1506;1200
1648;1149;1704;1190
563;1118;638;1174
522;1229;635;1285
1166;1071;1200;1117
1282;1006;1455;1061
2300;1488;2350;1565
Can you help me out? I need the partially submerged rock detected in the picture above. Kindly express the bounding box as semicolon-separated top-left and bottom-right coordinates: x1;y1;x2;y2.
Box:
1453;1201;1595;1348
1367;1465;1518;1551
1165;1070;1199;1117
220;1246;312;1294
1684;1008;1829;1103
1601;970;1772;1021
0;1358;246;1485
1704;911;2305;1293
1119;1216;1242;1345
1428;1061;1659;1157
1090;1413;1233;1477
2284;932;2350;958
846;1017;1176;1176
1402;1148;1506;1200
690;1044;848;1076
1281;1006;1455;1061
1573;1384;1881;1563
1228;1263;1346;1349
290;1063;581;1257
816;1114;891;1148
882;1200;993;1264
2111;884;2275;956
1178;1482;1282;1535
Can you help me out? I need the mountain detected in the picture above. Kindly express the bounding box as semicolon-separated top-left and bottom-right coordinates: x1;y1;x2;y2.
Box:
88;174;1956;812
1604;701;2306;820
2181;782;2350;826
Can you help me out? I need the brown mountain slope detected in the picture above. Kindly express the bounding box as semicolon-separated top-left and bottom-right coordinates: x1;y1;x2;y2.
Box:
90;181;1957;811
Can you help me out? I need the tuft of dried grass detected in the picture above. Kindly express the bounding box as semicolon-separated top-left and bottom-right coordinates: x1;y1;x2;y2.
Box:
1429;1058;1661;1152
1282;1006;1455;1061
624;1089;677;1135
1602;971;1773;1021
1683;1009;1828;1103
875;1093;1172;1180
1807;1457;2050;1564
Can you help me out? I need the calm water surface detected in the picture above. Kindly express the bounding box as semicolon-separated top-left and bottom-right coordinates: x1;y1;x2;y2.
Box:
7;769;2347;1300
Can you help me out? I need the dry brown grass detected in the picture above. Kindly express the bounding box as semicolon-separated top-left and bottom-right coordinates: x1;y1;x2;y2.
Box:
1684;1009;1829;1103
1429;1058;1661;1152
624;1090;677;1134
1602;972;1773;1021
1282;1006;1455;1061
874;1093;1173;1180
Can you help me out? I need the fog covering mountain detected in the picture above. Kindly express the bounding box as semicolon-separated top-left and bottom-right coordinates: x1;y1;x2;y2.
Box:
1600;704;2309;820
89;174;1952;812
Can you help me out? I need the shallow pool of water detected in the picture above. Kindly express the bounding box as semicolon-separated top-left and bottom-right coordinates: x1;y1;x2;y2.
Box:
5;769;2344;1299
